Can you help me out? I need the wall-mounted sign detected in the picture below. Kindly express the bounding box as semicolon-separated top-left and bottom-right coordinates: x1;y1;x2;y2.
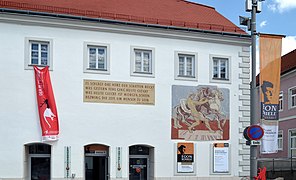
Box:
177;143;194;173
213;143;229;173
64;146;71;178
116;147;122;178
83;80;155;105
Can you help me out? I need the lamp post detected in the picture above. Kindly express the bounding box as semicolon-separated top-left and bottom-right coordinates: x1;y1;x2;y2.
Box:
240;0;263;179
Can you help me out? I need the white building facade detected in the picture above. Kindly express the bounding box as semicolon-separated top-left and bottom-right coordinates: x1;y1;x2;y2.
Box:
0;1;251;180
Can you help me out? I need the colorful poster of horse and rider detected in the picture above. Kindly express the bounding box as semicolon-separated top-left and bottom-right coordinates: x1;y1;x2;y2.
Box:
171;85;229;141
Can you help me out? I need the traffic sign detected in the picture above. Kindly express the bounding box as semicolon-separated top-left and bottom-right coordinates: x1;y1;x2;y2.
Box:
247;125;264;140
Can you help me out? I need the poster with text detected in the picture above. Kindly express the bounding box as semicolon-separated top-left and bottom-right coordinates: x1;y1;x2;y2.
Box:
177;143;194;173
213;143;229;173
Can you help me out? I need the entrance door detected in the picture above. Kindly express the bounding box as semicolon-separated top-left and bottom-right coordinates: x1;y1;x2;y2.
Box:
30;157;50;180
129;157;148;180
27;144;51;180
85;156;108;180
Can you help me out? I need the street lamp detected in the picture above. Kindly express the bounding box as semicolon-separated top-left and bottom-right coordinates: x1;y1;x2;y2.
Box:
239;0;264;179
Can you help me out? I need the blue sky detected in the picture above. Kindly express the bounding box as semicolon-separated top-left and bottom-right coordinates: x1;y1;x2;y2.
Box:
189;0;296;56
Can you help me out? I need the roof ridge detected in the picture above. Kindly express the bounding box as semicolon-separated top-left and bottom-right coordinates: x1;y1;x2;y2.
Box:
181;0;215;9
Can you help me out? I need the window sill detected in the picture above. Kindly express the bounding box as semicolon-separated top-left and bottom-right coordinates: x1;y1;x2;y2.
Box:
131;71;154;78
175;75;198;81
25;64;52;70
84;68;110;75
210;77;231;84
87;68;108;71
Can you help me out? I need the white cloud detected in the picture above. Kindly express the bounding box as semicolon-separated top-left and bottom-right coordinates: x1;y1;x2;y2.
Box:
267;4;277;12
268;0;296;13
259;20;267;28
282;36;296;55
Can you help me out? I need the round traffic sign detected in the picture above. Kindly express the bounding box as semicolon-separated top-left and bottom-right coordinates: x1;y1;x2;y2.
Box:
247;125;264;140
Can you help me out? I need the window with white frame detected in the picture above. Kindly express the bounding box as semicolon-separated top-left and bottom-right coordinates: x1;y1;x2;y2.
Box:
178;54;194;77
211;57;229;81
279;91;283;111
290;129;296;157
25;38;53;70
131;47;155;77
174;52;197;81
84;42;110;74
278;130;283;150
290;87;296;109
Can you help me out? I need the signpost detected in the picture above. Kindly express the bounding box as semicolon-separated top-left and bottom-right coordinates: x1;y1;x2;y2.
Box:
244;125;264;146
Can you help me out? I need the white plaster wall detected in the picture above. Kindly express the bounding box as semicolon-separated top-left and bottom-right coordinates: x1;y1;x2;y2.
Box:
0;19;247;179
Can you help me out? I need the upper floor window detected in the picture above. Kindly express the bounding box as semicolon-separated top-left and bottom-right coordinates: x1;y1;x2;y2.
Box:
210;55;230;83
25;38;53;70
174;51;198;81
131;46;155;77
179;54;194;77
290;87;296;109
278;130;283;150
30;41;49;66
279;91;283;111
84;42;110;74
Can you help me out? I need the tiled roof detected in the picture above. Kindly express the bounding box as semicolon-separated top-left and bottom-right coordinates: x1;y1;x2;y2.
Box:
281;49;296;74
0;0;246;34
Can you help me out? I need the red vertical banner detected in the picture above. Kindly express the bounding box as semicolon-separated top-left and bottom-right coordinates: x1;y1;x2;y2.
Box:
34;66;59;141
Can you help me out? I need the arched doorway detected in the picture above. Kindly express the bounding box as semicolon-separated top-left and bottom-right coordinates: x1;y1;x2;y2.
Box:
25;143;51;180
129;145;154;180
84;144;109;180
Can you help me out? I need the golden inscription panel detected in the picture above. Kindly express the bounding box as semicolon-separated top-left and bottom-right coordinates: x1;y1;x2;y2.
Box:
83;80;155;105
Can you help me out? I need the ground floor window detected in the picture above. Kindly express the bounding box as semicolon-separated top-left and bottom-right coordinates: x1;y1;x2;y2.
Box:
290;129;296;157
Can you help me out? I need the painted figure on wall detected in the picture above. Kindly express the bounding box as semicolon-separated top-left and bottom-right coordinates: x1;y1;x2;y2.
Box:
171;85;229;141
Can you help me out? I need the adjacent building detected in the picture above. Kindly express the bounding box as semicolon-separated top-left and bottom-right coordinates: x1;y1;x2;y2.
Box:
0;0;251;179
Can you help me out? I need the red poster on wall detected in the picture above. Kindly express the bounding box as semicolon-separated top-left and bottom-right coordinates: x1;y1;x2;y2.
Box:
34;66;59;141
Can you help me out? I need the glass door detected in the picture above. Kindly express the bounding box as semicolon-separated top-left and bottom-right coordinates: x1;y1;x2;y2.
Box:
31;157;50;180
85;156;108;180
129;157;148;180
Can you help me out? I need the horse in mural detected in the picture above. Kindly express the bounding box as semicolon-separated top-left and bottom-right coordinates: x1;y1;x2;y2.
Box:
172;87;226;132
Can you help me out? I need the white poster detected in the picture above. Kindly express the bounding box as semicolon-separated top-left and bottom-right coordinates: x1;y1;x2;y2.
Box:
177;162;194;173
213;143;229;173
260;120;278;154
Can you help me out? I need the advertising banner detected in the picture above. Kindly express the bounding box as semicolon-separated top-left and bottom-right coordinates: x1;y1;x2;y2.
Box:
177;142;194;173
260;120;278;154
34;66;59;141
259;34;283;154
259;34;282;120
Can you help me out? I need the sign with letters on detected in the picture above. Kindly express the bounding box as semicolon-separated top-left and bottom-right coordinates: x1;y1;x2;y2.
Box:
213;143;229;173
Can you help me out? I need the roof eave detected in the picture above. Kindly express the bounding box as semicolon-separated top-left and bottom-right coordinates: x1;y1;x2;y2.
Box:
0;7;250;38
